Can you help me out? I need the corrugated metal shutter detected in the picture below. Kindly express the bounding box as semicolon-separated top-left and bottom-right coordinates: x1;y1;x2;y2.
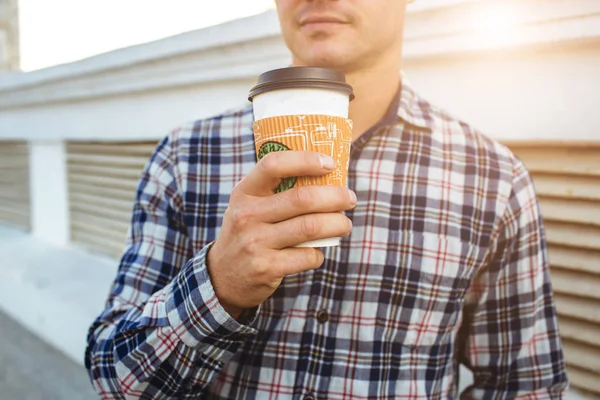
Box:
0;141;31;231
509;143;600;397
66;142;157;259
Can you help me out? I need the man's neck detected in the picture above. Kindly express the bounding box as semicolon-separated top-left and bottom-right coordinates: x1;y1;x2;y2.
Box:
345;63;401;141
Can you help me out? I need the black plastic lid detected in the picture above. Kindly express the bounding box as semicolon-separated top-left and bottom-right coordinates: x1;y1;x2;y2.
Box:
248;66;354;101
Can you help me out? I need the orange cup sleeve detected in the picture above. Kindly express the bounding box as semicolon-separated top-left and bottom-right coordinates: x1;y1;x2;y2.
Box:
253;115;353;192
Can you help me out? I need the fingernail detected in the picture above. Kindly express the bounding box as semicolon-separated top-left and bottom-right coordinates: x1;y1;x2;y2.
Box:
319;154;335;170
348;189;357;203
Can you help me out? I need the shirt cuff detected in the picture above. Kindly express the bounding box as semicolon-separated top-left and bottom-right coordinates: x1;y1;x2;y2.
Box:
165;242;259;351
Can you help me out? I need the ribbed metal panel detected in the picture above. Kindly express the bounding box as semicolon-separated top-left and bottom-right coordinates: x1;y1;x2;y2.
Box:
0;141;30;230
66;142;156;259
510;143;600;397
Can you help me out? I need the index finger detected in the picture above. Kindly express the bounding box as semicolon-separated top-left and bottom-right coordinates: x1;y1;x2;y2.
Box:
236;151;335;197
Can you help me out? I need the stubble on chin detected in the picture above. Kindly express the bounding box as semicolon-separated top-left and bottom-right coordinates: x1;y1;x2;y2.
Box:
291;35;356;71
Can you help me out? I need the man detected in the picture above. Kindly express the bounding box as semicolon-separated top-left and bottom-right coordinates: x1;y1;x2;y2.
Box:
85;0;569;398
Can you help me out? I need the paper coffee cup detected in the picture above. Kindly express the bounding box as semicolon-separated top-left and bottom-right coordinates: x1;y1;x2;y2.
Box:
248;67;354;248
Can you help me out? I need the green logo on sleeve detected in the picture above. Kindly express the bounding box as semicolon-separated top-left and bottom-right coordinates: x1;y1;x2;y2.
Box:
257;141;297;193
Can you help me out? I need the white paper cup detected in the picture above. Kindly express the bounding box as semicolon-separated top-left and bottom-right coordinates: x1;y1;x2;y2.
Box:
249;67;354;248
252;88;349;120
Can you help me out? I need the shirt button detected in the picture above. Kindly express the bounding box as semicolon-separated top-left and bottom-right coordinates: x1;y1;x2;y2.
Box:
316;309;329;324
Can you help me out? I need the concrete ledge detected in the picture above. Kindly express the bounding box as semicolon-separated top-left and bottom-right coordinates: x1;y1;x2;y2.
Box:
0;225;117;365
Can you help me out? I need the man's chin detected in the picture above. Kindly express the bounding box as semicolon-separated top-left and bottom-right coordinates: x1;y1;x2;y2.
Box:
293;50;355;72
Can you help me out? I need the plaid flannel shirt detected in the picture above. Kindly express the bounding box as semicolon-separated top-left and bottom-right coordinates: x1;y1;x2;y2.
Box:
85;77;568;399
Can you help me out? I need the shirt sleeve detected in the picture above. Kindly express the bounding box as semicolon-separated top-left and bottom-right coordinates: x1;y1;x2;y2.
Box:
84;133;258;399
459;158;569;399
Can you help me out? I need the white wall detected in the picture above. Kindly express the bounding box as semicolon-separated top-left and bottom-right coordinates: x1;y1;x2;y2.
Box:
0;78;259;141
405;45;600;141
29;140;69;246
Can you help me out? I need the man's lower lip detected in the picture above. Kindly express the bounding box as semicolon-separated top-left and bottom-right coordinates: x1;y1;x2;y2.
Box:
301;22;347;31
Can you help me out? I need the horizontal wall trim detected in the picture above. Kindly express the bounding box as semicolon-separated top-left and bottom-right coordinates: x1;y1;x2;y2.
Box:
540;197;600;227
69;192;135;213
67;142;158;155
563;339;600;373
1;0;599;114
551;268;600;301
71;229;126;259
559;316;600;348
68;183;136;202
549;246;600;276
532;174;600;202
68;153;149;168
555;294;600;324
565;365;600;396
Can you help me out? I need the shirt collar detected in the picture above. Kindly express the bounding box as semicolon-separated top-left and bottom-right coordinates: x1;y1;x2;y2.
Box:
396;72;433;132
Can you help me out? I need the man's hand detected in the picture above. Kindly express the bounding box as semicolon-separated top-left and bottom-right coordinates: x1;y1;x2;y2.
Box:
207;151;357;317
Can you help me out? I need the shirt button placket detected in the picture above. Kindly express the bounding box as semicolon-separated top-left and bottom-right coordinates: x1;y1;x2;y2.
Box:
316;309;329;324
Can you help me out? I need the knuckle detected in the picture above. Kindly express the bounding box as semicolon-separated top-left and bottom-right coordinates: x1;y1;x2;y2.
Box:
293;249;323;271
229;182;249;203
263;280;280;291
241;232;261;254
304;151;315;166
299;215;320;238
247;255;269;278
231;181;244;198
229;208;251;230
252;260;268;276
292;186;311;208
259;152;279;175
